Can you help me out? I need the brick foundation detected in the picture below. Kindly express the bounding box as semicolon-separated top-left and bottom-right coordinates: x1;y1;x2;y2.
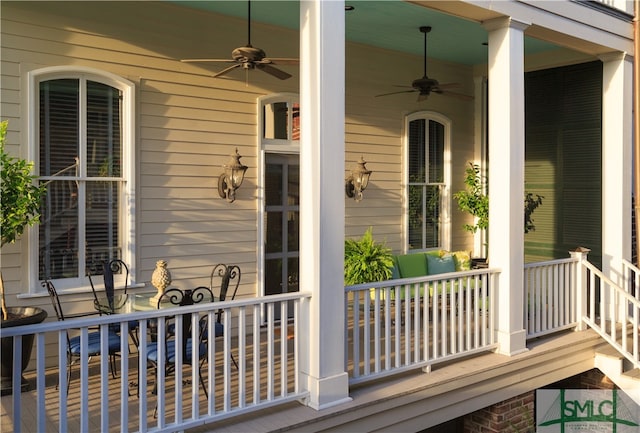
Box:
461;369;616;433
463;391;535;433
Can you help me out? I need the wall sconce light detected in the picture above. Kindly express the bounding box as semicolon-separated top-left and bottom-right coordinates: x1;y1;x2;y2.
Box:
218;148;248;203
345;155;372;201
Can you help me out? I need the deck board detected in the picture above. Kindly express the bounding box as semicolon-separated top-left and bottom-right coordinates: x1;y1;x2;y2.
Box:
2;325;606;433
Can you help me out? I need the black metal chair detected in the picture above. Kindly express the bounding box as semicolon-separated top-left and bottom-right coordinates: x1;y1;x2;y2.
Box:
87;259;139;346
209;264;240;369
144;286;213;413
43;279;121;393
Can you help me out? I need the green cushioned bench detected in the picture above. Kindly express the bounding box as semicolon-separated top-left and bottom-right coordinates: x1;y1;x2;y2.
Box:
368;250;474;302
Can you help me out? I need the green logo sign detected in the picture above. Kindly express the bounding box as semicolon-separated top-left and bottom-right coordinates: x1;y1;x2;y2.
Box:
537;389;640;432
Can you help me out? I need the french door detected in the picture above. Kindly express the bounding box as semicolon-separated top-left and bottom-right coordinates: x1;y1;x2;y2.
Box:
263;153;299;319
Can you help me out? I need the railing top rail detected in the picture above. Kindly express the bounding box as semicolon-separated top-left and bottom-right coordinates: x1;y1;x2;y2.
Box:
345;267;500;292
582;261;640;306
523;257;579;269
0;291;311;337
622;259;640;271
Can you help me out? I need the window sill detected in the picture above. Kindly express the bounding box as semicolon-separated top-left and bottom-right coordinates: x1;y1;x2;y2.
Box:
18;283;149;299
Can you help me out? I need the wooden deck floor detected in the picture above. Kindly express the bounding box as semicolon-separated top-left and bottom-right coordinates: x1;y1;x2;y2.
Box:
1;324;607;433
1;326;297;433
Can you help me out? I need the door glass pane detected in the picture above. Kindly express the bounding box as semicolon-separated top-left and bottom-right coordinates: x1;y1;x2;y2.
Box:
265;258;283;296
265;163;283;206
287;211;299;251
265;211;283;253
288;164;299;206
288;257;299;292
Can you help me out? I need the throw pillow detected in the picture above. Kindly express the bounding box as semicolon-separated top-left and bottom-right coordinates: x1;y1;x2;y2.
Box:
426;253;456;275
451;250;472;271
396;253;428;278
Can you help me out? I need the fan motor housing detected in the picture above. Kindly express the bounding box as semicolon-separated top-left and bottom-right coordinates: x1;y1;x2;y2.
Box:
412;76;439;90
232;46;266;63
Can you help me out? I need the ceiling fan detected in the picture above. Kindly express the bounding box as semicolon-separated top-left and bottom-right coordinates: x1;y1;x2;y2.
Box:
181;1;298;80
376;26;472;102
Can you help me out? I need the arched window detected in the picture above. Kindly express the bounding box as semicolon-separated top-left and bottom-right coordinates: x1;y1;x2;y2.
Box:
28;67;135;292
405;112;451;252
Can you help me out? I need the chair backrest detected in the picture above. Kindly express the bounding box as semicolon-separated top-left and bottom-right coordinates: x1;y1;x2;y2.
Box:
157;287;213;359
88;259;130;306
42;280;74;347
209;264;240;323
43;279;65;322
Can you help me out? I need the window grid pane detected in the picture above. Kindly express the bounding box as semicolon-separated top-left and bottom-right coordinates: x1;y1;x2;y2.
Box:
407;117;445;251
38;78;124;280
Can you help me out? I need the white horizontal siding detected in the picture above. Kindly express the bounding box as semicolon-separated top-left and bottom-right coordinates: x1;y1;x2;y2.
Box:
1;0;477;321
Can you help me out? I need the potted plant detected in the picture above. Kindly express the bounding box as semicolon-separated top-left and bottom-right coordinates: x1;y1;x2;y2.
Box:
344;227;394;285
0;120;48;395
453;162;543;267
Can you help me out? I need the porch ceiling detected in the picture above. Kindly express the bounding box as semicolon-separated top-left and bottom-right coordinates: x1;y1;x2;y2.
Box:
170;0;562;66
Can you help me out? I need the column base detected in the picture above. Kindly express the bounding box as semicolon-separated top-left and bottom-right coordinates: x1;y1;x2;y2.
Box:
496;328;528;356
302;371;352;410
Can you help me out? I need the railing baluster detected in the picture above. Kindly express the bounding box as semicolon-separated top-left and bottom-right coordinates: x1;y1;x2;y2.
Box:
2;292;309;432
80;328;89;433
280;301;288;397
100;324;109;431
238;306;246;408
11;335;22;433
58;330;68;432
267;302;274;401
36;333;46;433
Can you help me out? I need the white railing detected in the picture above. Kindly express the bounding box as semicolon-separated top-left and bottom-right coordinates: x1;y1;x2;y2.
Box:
593;0;635;15
523;257;581;338
622;259;639;296
344;268;499;385
1;292;310;433
582;260;640;370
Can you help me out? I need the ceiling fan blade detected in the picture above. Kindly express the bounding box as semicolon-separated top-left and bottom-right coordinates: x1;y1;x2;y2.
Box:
181;58;235;63
436;82;461;89
375;89;417;98
265;58;299;65
213;63;243;78
257;64;292;80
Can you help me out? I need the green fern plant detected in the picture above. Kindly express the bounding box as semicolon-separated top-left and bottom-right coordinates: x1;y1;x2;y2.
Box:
344;227;393;285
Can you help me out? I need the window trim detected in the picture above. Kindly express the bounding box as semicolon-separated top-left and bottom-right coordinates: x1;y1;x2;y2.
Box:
403;111;452;253
26;66;136;294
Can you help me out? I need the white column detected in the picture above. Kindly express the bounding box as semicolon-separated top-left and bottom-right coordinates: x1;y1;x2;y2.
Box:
600;53;633;284
473;74;488;258
483;17;529;356
298;0;351;410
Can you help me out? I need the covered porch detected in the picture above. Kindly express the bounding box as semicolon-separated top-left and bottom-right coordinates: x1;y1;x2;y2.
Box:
3;252;639;432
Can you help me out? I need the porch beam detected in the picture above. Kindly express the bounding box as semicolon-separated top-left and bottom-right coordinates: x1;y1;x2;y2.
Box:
483;17;529;356
298;0;351;410
600;52;633;282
